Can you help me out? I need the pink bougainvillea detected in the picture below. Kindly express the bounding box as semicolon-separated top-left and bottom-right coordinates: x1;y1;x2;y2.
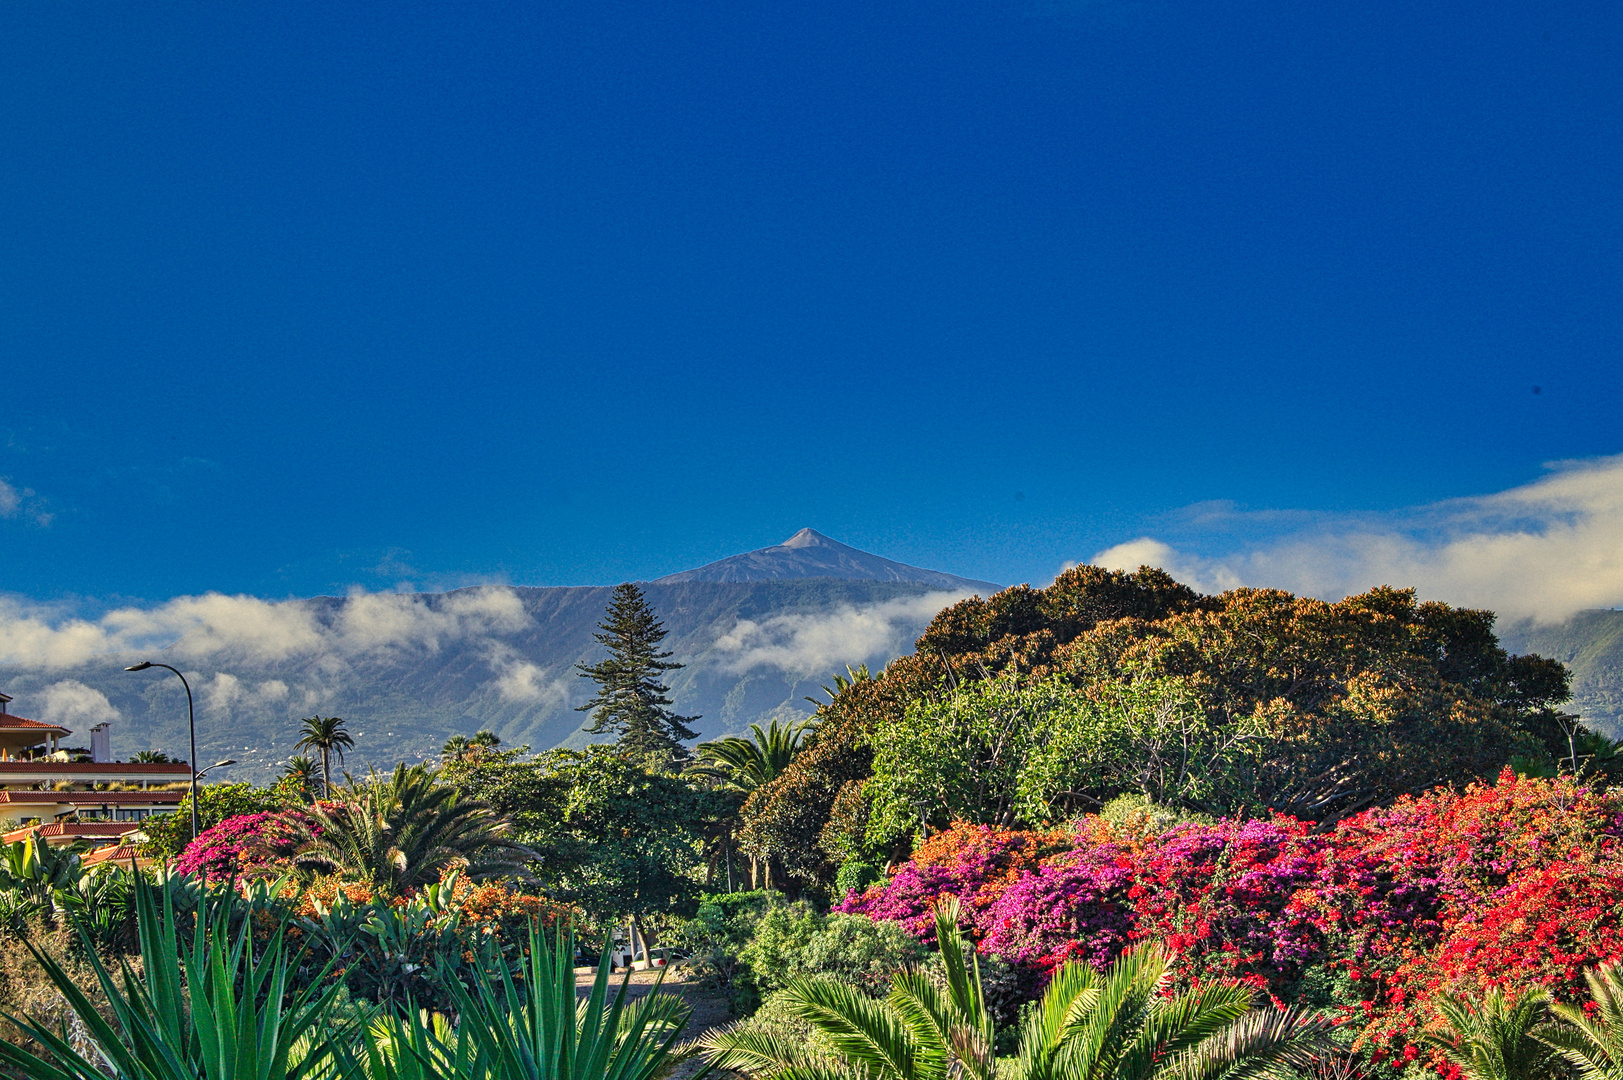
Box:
174;810;317;881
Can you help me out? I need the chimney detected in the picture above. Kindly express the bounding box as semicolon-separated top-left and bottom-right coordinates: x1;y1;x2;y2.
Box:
0;692;10;716
90;723;112;764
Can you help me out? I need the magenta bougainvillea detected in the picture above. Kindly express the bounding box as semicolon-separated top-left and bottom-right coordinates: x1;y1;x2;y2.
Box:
174;811;316;880
840;772;1623;1075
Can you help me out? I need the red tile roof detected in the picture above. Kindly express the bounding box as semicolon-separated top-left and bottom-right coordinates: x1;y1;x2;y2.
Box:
0;790;183;804
0;714;70;732
2;822;143;844
82;843;152;868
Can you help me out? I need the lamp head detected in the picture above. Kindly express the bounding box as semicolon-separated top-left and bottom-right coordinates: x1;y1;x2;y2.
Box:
213;759;237;769
124;662;154;672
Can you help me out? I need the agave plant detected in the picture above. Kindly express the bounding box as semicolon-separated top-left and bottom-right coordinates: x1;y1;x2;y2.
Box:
0;875;358;1080
365;918;699;1080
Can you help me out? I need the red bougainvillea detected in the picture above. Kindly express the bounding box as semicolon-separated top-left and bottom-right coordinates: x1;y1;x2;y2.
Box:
845;772;1623;1075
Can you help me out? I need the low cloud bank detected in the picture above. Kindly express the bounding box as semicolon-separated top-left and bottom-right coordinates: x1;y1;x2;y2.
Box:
0;586;532;670
713;591;969;676
1092;454;1623;624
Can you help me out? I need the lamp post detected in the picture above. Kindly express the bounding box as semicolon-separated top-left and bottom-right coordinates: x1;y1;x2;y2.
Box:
195;758;236;781
125;662;201;840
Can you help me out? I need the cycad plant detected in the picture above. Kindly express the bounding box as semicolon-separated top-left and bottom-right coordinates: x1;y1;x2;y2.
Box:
0;875;357;1080
366;919;698;1080
1422;986;1558;1080
701;897;996;1080
704;898;1327;1080
1010;945;1326;1080
1540;962;1623;1080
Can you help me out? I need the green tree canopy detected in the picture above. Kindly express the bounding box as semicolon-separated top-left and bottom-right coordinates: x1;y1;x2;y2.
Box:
742;566;1578;885
577;583;698;762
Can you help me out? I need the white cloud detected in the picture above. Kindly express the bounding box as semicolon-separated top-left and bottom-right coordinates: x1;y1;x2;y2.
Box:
1091;454;1623;624
713;591;970;676
0;585;535;670
38;680;119;730
205;672;292;713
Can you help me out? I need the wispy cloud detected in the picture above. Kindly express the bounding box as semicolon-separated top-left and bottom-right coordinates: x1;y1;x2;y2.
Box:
0;478;52;527
712;591;970;676
1092;454;1623;624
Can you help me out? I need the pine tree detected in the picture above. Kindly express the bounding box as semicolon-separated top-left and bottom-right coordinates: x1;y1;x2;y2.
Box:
576;583;699;761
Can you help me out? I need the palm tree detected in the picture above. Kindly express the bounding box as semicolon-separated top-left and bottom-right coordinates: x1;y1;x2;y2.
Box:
1540;962;1623;1080
1423;987;1558;1080
704;898;1327;1080
130;750;173;763
697;718;818;795
293;715;354;797
696;717;818;890
282;755;320;799
443;729;502;763
291;762;535;893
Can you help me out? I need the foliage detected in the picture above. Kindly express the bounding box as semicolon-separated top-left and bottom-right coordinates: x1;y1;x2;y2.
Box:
704;898;995;1080
525;745;714;939
365;919;695;1080
668;889;779;1001
737;902;926;1002
142;779;302;857
0;875;358;1080
841;772;1623;1075
290;762;535;893
287;870;570;1009
577;582;699;762
744;568;1580;885
173;810;315;881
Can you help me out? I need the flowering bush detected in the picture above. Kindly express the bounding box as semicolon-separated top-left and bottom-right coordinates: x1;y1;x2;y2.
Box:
836;822;1068;941
851;772;1623;1076
174;811;316;881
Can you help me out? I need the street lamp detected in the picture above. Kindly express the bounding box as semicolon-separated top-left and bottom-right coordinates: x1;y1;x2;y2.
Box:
195;758;236;781
124;661;202;840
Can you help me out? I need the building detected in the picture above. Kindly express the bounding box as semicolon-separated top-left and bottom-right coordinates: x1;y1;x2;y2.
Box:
0;701;190;849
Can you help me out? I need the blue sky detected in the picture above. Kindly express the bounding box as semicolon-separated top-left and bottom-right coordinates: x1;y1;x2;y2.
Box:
2;0;1621;608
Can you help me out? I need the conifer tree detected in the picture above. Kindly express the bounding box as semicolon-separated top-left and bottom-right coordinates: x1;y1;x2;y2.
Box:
576;583;699;761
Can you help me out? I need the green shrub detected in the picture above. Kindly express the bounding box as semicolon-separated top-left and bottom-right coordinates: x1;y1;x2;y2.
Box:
834;859;881;896
738;903;925;1004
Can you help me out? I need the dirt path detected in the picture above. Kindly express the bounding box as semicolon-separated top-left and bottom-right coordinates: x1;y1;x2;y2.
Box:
574;964;736;1046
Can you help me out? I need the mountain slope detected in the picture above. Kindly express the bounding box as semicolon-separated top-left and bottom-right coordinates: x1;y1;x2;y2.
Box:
0;533;997;782
1498;610;1623;738
656;529;1001;593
